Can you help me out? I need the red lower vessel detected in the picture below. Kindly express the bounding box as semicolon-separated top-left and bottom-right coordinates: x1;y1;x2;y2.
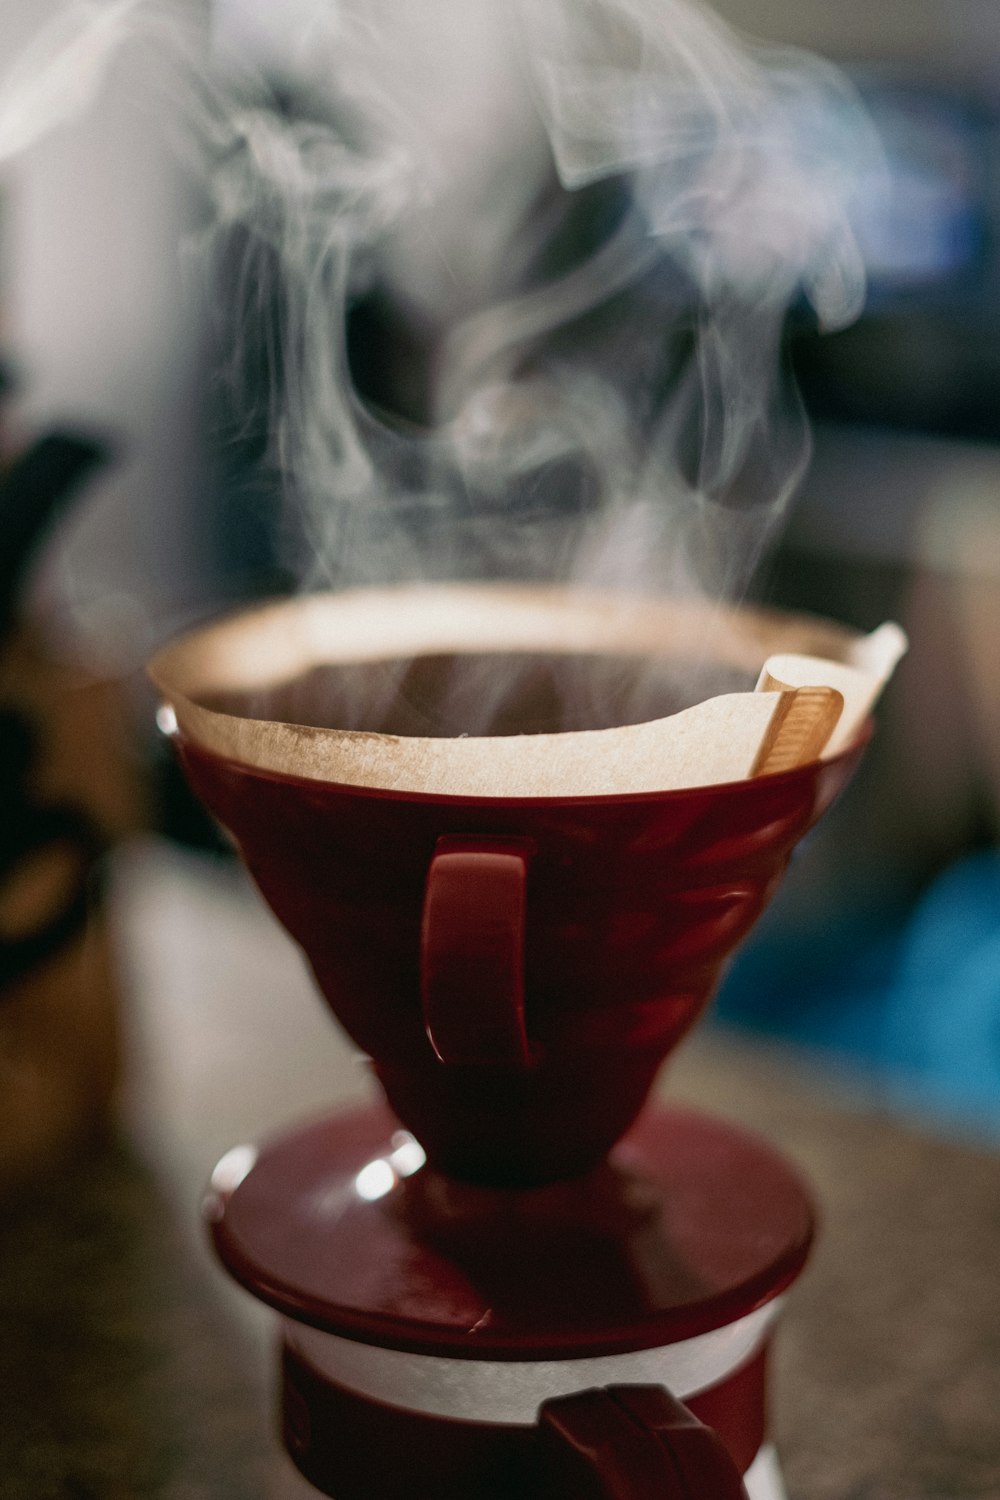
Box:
207;1101;814;1498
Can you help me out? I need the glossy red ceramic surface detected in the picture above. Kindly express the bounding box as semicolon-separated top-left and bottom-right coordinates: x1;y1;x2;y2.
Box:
282;1349;759;1498
180;734;863;1184
206;1102;814;1357
539;1384;752;1500
421;837;533;1067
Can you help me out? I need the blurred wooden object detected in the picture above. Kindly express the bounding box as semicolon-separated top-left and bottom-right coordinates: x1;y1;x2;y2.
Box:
0;622;144;1193
0;415;145;1193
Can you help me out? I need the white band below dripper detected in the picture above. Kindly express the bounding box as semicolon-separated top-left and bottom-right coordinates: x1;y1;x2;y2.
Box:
284;1296;784;1426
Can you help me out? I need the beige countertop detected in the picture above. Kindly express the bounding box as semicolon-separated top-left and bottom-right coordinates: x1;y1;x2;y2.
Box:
2;841;998;1499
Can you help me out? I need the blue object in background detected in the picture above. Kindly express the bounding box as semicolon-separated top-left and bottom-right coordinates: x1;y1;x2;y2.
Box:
884;851;1000;1128
716;851;1000;1140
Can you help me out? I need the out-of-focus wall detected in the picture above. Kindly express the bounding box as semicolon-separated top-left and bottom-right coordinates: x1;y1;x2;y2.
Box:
0;0;210;665
715;0;1000;73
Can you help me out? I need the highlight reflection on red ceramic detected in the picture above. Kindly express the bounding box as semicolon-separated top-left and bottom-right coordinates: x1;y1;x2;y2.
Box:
178;735;863;1186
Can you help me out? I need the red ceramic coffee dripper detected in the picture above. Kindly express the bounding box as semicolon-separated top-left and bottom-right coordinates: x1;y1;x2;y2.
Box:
151;584;866;1188
176;736;859;1187
150;583;879;1498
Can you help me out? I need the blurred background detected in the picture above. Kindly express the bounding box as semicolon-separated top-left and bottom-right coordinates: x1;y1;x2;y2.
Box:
2;5;1000;1498
711;0;1000;1142
2;0;999;1177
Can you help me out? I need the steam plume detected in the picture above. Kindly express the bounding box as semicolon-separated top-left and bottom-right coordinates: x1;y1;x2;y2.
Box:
198;0;877;605
2;0;880;626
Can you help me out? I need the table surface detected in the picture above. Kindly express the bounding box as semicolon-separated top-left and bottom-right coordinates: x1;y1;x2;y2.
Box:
2;842;999;1500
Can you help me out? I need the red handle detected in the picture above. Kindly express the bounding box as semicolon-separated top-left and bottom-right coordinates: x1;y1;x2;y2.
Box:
539;1385;750;1500
420;836;534;1068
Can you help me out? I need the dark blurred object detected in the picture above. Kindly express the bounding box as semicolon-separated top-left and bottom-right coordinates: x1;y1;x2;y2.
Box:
0;356;15;413
0;431;109;631
1;428;115;989
151;722;232;857
792;73;1000;441
0;415;145;1194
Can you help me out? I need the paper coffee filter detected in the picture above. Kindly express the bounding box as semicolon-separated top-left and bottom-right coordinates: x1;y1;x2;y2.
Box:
758;620;908;760
149;583;904;797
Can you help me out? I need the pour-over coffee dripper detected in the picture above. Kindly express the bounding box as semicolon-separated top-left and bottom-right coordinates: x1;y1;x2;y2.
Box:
150;584;876;1499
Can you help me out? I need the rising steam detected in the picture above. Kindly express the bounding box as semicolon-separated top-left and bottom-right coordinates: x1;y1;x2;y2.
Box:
197;0;879;606
2;0;879;630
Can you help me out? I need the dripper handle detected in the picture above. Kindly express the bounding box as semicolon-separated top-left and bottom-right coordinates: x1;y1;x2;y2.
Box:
420;836;534;1068
539;1385;750;1499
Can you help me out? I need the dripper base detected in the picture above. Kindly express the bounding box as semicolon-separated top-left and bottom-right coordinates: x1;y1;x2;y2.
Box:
207;1101;812;1497
206;1100;814;1359
279;1337;772;1499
